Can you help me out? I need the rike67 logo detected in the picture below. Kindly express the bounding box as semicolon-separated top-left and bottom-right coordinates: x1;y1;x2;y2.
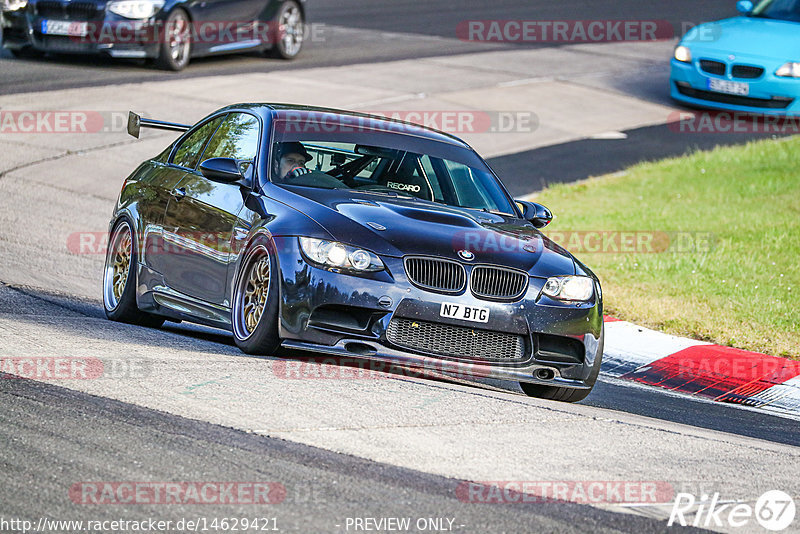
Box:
669;490;796;531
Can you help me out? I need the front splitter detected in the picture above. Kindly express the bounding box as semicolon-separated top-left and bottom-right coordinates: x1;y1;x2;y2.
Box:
281;338;590;389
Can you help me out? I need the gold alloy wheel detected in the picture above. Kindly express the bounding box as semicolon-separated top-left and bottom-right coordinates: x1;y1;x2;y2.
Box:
241;256;271;335
112;230;132;303
104;222;133;311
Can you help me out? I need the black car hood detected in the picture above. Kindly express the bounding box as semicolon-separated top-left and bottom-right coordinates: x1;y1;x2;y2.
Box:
278;186;577;277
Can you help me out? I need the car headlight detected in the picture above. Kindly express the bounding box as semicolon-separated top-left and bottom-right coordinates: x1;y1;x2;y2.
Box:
776;62;800;78
674;45;692;63
108;0;163;19
3;0;27;11
541;276;594;302
298;237;384;273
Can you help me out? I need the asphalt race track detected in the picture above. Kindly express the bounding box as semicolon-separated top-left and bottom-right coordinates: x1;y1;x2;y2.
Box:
1;1;799;533
0;0;738;95
0;377;698;534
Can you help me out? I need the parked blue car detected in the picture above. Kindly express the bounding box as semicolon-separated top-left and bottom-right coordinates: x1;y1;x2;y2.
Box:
670;0;800;115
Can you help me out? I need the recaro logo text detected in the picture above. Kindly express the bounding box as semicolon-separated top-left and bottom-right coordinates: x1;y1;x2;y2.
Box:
386;182;421;193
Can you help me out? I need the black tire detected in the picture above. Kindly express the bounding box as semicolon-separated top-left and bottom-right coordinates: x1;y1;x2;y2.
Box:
520;328;604;403
268;0;304;59
231;238;280;355
103;220;165;328
155;9;192;71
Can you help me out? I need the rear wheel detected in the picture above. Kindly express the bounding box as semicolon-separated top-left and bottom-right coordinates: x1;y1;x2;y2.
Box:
103;220;164;328
231;240;280;355
520;330;604;403
268;0;304;59
155;9;191;71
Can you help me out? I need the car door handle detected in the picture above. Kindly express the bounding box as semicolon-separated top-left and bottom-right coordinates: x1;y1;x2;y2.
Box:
173;187;186;201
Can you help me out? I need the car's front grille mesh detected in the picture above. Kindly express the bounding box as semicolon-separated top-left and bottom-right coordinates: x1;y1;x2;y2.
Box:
36;1;99;20
68;2;100;19
404;257;466;293
732;64;764;79
36;1;65;18
470;266;528;300
387;318;527;362
699;59;726;75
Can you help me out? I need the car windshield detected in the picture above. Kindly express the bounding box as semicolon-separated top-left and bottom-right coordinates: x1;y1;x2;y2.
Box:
751;0;800;21
269;118;517;215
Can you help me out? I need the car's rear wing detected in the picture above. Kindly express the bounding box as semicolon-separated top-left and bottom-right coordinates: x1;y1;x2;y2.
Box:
127;111;190;139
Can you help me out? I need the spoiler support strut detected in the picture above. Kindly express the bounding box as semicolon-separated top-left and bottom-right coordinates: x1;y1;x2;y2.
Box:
127;111;191;139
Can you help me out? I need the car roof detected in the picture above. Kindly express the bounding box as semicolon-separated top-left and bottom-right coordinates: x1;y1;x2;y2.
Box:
213;103;472;149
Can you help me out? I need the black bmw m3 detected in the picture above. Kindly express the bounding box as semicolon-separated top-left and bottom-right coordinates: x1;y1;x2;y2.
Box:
1;0;304;70
104;104;604;402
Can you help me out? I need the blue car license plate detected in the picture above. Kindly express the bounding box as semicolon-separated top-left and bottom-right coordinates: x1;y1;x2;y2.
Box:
707;78;749;96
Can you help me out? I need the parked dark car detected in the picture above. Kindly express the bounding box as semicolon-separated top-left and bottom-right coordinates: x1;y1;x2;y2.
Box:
1;0;304;69
104;104;604;402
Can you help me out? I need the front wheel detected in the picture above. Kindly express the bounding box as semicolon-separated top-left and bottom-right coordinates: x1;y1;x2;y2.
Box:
155;9;192;71
268;0;304;59
103;220;164;328
231;240;280;355
520;330;604;403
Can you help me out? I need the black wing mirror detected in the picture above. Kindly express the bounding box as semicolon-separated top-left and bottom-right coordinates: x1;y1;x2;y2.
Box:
515;200;553;228
199;157;251;186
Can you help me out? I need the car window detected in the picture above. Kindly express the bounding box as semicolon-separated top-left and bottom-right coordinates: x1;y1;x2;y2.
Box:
171;116;225;169
200;113;260;162
753;0;800;21
270;137;515;214
420;155;444;202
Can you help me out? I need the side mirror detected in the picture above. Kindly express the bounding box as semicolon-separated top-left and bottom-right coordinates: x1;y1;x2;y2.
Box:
199;157;249;186
515;200;553;228
736;0;753;13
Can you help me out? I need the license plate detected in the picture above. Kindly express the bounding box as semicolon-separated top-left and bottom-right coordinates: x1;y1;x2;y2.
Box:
707;78;749;96
41;20;89;37
439;302;489;323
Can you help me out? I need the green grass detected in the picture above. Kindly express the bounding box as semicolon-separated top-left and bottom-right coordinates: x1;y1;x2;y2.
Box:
534;136;800;359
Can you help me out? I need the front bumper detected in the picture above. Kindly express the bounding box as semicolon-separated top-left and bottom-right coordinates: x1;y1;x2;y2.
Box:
272;237;603;388
2;8;160;57
670;56;800;116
